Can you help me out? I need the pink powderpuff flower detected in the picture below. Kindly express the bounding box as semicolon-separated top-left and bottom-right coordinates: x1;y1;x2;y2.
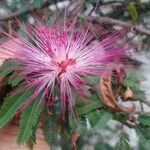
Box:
0;21;129;116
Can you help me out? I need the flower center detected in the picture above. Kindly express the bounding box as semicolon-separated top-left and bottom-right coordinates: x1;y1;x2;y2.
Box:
59;59;76;73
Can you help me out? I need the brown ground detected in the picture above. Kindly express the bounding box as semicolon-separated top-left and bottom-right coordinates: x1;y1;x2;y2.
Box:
0;122;50;150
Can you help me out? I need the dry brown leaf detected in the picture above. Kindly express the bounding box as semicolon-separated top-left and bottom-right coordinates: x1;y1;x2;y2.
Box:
123;87;135;101
100;68;135;113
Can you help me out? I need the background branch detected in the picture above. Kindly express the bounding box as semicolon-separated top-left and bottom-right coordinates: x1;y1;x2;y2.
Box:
85;16;150;35
123;122;137;128
0;0;150;36
140;99;150;107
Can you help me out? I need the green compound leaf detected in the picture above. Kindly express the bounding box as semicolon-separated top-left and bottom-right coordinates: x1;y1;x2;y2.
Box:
113;112;128;122
87;109;112;130
33;0;45;8
138;114;150;126
76;93;102;116
0;60;17;77
44;112;58;145
136;127;150;150
7;71;23;87
44;101;61;146
17;96;43;144
125;72;145;100
94;109;112;130
125;72;139;88
0;87;34;128
115;132;131;150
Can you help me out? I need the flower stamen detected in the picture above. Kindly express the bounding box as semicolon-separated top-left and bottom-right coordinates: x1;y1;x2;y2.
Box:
59;59;76;73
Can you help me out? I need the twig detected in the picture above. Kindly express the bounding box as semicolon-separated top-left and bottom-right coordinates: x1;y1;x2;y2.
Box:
123;122;137;128
85;16;150;35
140;99;150;107
0;0;150;36
132;111;150;115
103;1;150;18
101;0;124;5
139;101;144;112
8;20;12;37
54;0;86;24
